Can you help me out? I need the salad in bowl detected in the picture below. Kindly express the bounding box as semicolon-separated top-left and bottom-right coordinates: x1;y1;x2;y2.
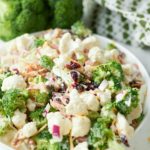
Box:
0;28;147;150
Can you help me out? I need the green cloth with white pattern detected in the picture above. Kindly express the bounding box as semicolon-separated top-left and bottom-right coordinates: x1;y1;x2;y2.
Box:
90;0;150;47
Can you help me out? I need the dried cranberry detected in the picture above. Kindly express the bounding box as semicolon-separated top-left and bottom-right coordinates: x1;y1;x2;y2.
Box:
84;82;99;91
66;61;81;70
57;83;67;92
70;71;79;82
73;83;85;92
129;80;142;89
12;68;19;74
120;135;130;147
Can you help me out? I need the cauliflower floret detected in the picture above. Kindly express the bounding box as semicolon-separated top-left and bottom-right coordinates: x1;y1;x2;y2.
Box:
1;75;27;91
39;44;58;59
52;66;72;85
66;89;88;115
59;33;72;54
66;99;88;115
122;64;133;75
116;113;134;140
22;122;37;138
0;55;18;68
74;142;89;150
127;104;142;124
27;99;36;111
54;55;70;68
98;79;109;91
71;116;91;137
82;36;100;49
47;112;71;136
104;49;119;60
81;91;99;111
88;47;104;63
139;84;147;104
12;110;26;129
15;34;35;51
59;33;83;56
99;90;111;106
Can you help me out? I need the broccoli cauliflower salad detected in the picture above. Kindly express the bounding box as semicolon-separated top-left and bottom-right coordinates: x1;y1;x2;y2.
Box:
0;28;147;150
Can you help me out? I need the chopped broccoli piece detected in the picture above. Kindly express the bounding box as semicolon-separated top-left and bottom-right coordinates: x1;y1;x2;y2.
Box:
88;117;113;150
115;88;139;116
29;89;51;105
35;130;69;150
0;0;50;41
40;55;54;70
0;118;11;136
71;21;92;38
33;75;47;84
49;0;83;28
92;61;124;91
108;76;122;92
108;140;125;150
107;43;117;50
87;111;100;121
1;89;28;117
34;129;52;150
29;107;47;128
34;38;45;48
0;79;3;98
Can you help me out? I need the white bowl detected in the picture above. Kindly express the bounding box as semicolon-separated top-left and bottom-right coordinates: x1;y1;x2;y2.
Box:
0;35;150;150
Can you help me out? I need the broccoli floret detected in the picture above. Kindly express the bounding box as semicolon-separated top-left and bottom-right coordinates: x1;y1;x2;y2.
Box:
0;118;11;136
88;117;113;150
92;61;124;91
71;21;92;38
115;88;139;116
34;38;45;48
0;0;50;41
40;55;54;71
49;0;83;28
29;89;51;105
29;107;47;128
1;89;28;117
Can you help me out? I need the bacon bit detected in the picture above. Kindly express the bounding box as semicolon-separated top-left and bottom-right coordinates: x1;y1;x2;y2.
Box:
52;28;62;38
50;44;58;50
118;52;125;64
66;61;81;70
24;64;48;77
76;136;87;143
